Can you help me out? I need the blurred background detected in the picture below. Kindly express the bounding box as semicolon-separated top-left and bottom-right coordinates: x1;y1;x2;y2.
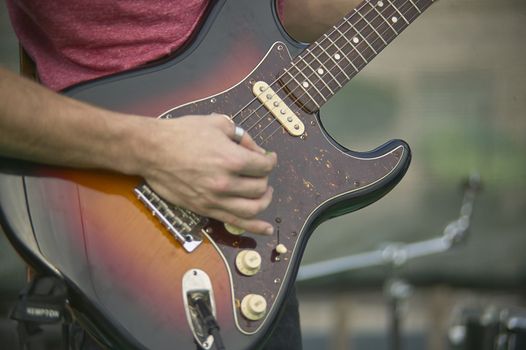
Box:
1;0;525;349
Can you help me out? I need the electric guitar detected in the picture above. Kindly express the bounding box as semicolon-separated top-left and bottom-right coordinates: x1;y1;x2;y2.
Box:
0;0;436;348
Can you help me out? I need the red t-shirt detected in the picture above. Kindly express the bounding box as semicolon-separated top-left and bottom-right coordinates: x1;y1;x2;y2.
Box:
6;1;285;91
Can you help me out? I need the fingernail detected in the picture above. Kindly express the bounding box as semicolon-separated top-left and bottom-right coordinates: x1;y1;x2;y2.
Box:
266;151;277;158
265;226;274;235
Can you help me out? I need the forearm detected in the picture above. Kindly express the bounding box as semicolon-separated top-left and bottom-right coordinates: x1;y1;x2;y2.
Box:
0;66;276;234
283;0;363;42
0;66;143;175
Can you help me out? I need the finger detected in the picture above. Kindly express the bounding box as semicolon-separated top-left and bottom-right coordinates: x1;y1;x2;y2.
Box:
209;114;277;177
220;176;269;199
212;186;273;219
207;209;274;236
232;147;277;177
238;128;266;155
212;113;266;154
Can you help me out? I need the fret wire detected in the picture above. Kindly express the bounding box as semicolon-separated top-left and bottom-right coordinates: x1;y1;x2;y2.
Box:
282;0;424;113
348;8;390;54
406;0;427;22
352;9;388;45
304;47;342;89
298;55;335;95
322;34;353;79
290;1;394;102
367;0;399;35
345;12;385;54
290;63;328;103
260;0;430;143
335;23;378;55
294;0;413;98
376;0;406;37
323;33;359;74
407;0;422;13
386;0;410;24
387;0;415;33
362;8;399;57
333;24;375;63
243;0;436;145
399;0;420;22
309;46;344;88
284;68;321;109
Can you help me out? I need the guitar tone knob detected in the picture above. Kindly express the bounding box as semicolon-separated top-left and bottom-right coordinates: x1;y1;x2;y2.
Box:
240;294;267;321
236;250;261;276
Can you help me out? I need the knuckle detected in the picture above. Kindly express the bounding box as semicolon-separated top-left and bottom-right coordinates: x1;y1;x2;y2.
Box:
262;158;275;173
255;179;269;196
195;196;213;211
213;113;232;128
226;215;242;227
208;176;231;194
242;206;259;218
246;201;266;217
226;155;246;173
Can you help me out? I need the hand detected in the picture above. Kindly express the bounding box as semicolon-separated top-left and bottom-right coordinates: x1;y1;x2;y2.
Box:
132;113;277;235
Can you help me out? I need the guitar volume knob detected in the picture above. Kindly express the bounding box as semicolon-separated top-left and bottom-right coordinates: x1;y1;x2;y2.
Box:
240;294;267;321
236;250;261;276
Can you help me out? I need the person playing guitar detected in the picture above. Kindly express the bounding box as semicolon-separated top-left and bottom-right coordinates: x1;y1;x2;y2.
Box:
0;0;425;349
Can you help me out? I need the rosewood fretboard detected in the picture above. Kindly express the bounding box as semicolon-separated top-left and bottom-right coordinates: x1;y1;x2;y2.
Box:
280;0;435;112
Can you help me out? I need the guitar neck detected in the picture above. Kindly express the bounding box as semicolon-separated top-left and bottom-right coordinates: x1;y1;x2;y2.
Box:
281;0;435;112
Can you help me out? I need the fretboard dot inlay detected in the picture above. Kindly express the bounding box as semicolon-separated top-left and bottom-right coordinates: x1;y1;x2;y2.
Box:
282;0;432;113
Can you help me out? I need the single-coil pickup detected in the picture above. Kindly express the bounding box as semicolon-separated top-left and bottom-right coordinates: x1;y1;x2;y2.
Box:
252;81;304;137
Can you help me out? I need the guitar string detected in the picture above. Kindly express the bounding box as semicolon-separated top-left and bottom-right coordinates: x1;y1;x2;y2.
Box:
225;0;422;143
229;0;418;134
258;0;423;145
253;0;422;143
154;0;418;216
150;1;424;228
255;0;412;142
228;0;377;126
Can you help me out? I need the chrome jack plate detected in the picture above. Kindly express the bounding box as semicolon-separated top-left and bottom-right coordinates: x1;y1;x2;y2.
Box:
182;269;217;349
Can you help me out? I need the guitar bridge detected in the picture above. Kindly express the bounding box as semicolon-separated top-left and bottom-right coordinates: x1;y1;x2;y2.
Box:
133;183;207;252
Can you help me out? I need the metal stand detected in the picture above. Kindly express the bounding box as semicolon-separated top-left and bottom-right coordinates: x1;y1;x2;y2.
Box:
297;173;481;280
297;174;481;350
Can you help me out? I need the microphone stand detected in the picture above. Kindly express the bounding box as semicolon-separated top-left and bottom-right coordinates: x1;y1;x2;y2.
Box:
297;174;481;350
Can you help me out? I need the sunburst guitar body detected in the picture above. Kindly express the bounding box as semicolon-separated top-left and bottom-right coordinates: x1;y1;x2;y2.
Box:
0;0;440;348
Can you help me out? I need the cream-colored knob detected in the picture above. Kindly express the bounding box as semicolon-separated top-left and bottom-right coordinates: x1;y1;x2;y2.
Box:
240;294;267;321
236;250;261;276
275;244;288;254
224;223;245;235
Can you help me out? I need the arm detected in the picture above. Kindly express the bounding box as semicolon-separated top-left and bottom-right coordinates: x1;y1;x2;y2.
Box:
282;0;363;42
0;67;276;235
